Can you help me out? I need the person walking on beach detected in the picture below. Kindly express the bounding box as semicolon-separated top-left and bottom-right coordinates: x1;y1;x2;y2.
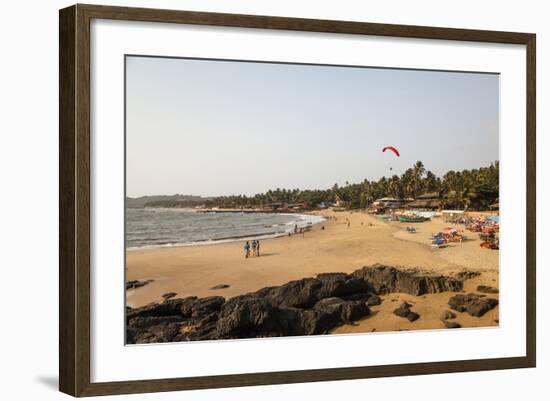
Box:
244;241;250;259
256;240;261;256
251;240;257;257
294;224;298;234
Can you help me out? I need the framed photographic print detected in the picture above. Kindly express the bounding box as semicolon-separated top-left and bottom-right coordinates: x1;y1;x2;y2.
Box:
59;4;536;397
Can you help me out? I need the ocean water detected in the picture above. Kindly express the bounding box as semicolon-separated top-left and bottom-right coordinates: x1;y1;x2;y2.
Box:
126;208;325;249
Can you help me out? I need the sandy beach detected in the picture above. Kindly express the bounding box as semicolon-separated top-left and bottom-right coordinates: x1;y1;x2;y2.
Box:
126;209;499;333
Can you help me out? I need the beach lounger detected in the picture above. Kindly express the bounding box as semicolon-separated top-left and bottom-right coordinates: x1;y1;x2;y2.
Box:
431;238;446;248
480;240;499;250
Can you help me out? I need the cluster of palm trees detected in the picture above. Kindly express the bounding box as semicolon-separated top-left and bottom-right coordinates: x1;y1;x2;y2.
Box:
203;161;499;211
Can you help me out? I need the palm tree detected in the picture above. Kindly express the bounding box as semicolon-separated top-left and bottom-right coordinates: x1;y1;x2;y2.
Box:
412;161;426;198
388;175;402;199
424;170;438;194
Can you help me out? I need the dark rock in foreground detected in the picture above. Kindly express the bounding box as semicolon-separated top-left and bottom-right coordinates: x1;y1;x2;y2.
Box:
440;310;456;321
393;301;420;322
126;265;468;343
476;285;499;294
406;312;420;322
127;295;371;343
353;265;463;296
443;320;461;329
162;292;177;300
454;271;481;281
366;295;382;306
126;279;153;290
393;301;412;317
448;293;499;317
256;273;370;309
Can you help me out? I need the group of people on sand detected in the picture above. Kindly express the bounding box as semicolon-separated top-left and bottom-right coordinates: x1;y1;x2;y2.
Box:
243;239;261;258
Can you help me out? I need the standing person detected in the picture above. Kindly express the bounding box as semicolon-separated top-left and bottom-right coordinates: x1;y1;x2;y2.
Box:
244;241;250;259
251;240;257;257
256;240;261;256
294;224;298;234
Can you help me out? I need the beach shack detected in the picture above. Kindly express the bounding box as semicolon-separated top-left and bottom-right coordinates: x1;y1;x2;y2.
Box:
372;197;406;209
369;197;405;214
266;202;284;211
407;192;441;210
287;202;307;211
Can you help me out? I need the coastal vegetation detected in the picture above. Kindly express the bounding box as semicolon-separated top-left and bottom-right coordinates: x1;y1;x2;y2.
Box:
126;161;498;211
202;161;499;211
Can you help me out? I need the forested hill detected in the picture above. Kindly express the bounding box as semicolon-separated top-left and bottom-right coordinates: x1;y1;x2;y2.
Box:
125;194;211;208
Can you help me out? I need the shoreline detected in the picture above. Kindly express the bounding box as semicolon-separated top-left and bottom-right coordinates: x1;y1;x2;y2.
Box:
126;211;326;251
131;206;322;214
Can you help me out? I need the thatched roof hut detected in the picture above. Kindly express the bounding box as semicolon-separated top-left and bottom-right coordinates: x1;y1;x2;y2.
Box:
372;197;406;209
407;192;440;209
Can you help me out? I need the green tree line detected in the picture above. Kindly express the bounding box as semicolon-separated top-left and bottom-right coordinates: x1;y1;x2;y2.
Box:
203;161;499;211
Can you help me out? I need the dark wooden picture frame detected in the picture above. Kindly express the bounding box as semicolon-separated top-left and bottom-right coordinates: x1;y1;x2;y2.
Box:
59;3;536;397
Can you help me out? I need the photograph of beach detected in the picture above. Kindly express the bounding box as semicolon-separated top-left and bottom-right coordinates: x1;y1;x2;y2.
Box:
125;56;500;344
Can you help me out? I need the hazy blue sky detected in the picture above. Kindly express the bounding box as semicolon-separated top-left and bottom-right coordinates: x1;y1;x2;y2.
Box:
126;56;499;198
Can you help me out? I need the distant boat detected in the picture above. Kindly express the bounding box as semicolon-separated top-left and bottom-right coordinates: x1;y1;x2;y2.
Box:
399;215;429;223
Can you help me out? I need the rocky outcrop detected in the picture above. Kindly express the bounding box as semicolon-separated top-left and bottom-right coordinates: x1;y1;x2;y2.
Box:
448;293;498;317
127;294;371;343
256;273;370;309
126;265;471;344
353;265;463;296
127;296;225;343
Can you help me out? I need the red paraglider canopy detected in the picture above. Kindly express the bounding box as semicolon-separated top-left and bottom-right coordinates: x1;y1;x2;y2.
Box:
382;146;400;157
